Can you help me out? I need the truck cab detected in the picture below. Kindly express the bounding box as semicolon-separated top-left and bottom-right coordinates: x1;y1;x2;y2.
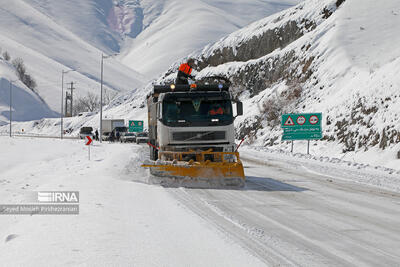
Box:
147;84;243;161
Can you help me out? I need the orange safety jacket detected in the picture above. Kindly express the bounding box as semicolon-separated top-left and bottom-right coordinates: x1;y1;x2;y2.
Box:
179;63;192;75
209;107;224;115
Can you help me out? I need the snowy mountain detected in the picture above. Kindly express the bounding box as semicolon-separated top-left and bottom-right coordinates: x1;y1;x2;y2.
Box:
0;0;145;121
0;0;302;122
2;0;399;169
121;0;400;167
20;0;304;78
118;0;304;77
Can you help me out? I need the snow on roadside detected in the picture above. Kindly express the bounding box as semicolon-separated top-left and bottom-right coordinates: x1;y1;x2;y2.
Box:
240;145;400;193
0;137;264;266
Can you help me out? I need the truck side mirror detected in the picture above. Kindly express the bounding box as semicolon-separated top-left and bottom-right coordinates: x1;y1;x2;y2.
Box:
236;101;243;116
156;102;162;120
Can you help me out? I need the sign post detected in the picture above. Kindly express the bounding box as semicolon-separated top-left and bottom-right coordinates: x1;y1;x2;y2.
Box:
85;136;93;160
281;113;322;154
129;120;144;132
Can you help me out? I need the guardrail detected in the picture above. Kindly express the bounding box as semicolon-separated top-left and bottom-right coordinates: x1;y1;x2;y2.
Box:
0;131;79;139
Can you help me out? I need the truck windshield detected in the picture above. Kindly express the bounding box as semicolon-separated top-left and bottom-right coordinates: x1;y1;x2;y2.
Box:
163;97;233;126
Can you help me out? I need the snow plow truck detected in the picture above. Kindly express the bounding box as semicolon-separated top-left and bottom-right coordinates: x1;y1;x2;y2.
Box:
141;81;245;188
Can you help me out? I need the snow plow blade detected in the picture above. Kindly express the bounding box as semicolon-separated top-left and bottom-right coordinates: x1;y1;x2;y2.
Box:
141;151;245;189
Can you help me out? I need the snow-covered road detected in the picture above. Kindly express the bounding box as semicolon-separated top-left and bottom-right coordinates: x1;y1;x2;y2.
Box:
1;137;400;266
169;158;400;266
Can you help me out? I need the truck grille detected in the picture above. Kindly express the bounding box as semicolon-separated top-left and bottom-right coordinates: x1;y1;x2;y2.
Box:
172;131;226;141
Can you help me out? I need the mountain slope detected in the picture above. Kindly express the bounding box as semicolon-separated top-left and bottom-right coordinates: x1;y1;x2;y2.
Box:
0;59;56;124
119;0;304;77
0;0;301;120
156;0;400;165
25;0;120;53
0;0;144;115
3;0;399;169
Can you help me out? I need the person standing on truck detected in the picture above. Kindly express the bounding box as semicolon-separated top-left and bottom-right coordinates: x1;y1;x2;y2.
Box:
176;59;196;85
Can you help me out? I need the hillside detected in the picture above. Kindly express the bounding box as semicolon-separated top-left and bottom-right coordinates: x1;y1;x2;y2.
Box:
119;0;304;77
0;59;56;124
154;0;400;165
0;0;145;116
0;0;302;121
2;0;400;169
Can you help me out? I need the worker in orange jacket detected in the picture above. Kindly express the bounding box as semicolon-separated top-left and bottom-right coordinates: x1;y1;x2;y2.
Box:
209;104;224;115
176;58;195;85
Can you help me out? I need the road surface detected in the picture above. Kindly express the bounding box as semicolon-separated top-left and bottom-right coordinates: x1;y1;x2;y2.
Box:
168;157;400;266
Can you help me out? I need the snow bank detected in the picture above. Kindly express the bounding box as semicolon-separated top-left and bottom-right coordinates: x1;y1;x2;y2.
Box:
0;137;264;266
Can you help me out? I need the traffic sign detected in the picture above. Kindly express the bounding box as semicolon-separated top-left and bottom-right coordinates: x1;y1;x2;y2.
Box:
85;136;93;146
282;129;323;140
309;115;319;125
296;116;306;125
284;116;295;126
129;120;144;132
281;113;322;128
281;113;322;141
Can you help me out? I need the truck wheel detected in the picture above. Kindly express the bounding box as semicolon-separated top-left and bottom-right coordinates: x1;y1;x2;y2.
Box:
150;146;158;161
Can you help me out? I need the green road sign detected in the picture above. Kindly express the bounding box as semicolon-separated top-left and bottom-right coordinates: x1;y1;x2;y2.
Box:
281;113;322;140
129;120;144;132
282;129;323;140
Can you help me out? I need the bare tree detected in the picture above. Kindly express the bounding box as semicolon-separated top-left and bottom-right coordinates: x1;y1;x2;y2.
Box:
2;51;10;61
12;58;26;80
11;57;37;90
103;88;118;105
73;91;100;115
23;74;37;89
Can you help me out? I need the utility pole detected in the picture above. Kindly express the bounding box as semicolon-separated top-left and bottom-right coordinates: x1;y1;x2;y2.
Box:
100;54;104;143
65;91;70;116
9;81;13;137
100;53;119;143
68;82;75;116
61;69;76;139
9;80;17;137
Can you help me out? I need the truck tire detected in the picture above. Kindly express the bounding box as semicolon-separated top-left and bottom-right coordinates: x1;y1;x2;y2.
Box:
150;146;158;161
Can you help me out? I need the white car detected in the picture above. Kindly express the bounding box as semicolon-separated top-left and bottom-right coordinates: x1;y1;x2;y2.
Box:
120;132;137;143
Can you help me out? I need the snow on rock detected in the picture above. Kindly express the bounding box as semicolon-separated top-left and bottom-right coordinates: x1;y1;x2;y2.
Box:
154;0;400;168
120;0;304;78
108;0;144;38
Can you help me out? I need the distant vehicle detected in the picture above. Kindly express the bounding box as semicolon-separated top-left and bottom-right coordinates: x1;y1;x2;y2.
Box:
120;132;137;143
111;126;128;135
79;127;93;139
136;132;149;144
78;112;95;117
101;132;111;141
101;119;124;137
111;126;128;142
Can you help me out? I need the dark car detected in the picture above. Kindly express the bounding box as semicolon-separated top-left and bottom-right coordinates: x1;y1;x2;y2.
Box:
79;127;93;139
